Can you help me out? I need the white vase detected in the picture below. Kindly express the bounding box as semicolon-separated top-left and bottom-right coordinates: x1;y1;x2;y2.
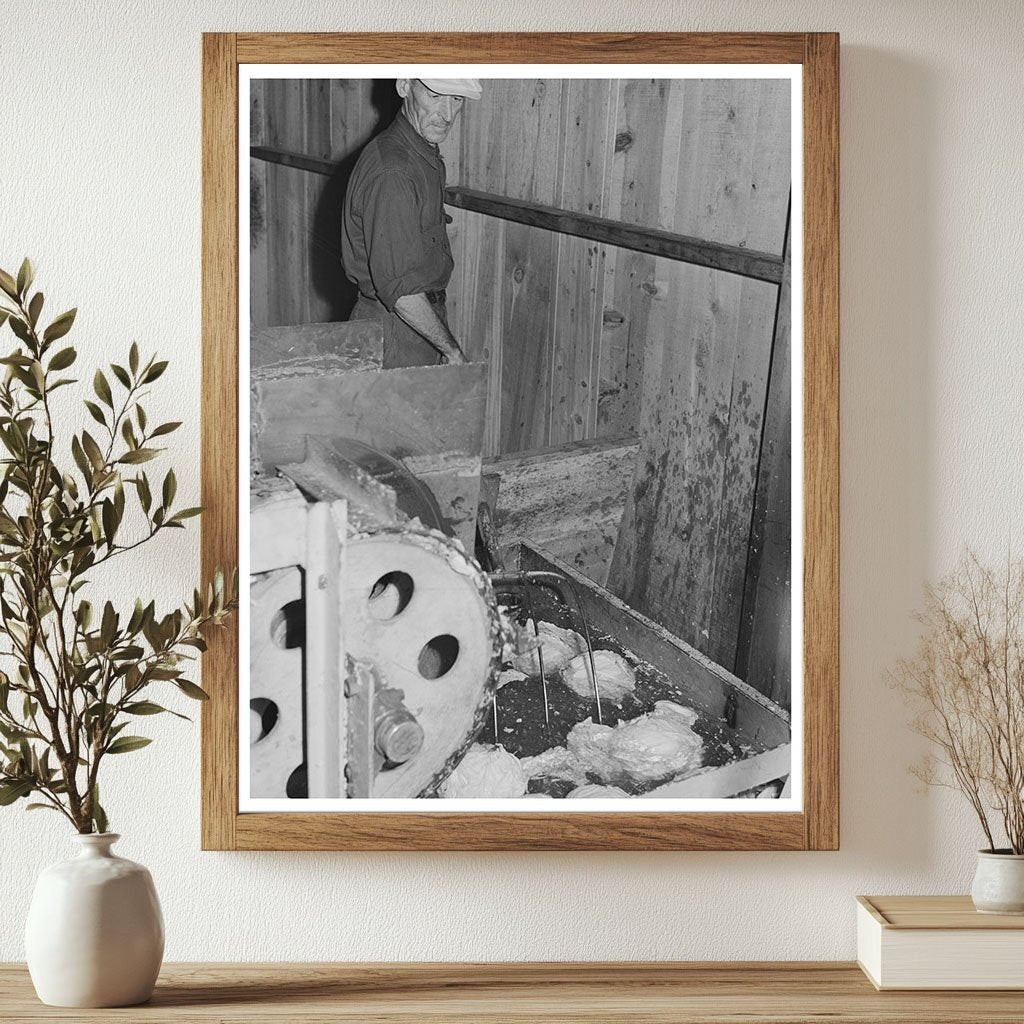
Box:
25;833;164;1007
971;849;1024;915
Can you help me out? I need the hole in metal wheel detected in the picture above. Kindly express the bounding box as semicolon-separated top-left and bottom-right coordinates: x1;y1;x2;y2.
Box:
417;634;460;679
270;599;305;649
368;570;414;619
286;763;308;798
250;698;279;742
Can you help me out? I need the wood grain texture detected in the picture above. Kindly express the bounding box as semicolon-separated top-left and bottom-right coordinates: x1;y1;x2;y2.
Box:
445;188;786;283
736;214;792;703
519;544;790;753
860;896;1024;930
802;32;840;852
248;80;270;328
251;144;335;177
500;222;556;452
263;79;309;327
253;76;395;329
3;962;1021;1023
236;33;807;64
484;435;639;586
452;210;507;455
672;79;791;253
253;363;487;471
604;74;790;672
232;809;804;851
200;32;239;851
447;73;793;696
607;266;778;672
202;33;839;852
249;320;382;379
598;80;669;439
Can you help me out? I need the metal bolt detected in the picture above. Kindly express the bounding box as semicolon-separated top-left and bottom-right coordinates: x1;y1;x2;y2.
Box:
374;707;425;765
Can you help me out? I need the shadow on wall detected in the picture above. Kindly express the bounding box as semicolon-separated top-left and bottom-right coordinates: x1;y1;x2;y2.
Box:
310;80;402;322
838;47;937;872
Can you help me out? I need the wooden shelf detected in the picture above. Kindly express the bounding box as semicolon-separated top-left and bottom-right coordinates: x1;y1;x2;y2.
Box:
3;962;1023;1022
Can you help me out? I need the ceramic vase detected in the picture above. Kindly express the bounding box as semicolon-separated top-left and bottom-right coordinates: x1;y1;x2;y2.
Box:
25;833;164;1007
970;849;1024;915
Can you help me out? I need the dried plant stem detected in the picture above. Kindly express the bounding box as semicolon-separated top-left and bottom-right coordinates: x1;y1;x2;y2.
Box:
896;552;1024;854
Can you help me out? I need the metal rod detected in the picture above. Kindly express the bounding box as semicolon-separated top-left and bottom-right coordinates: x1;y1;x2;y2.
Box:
493;569;602;726
490;570;568;606
556;576;603;725
521;587;551;739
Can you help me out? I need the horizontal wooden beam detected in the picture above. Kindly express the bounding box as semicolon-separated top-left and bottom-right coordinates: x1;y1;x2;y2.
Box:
249;147;784;283
250;145;336;177
446;188;785;284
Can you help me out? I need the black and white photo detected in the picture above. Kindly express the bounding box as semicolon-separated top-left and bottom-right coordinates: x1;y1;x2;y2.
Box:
242;66;800;811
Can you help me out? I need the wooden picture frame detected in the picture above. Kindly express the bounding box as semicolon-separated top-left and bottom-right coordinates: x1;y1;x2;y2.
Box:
201;32;838;851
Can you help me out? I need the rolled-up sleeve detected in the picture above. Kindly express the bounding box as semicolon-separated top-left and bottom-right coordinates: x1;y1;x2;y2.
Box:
362;170;443;310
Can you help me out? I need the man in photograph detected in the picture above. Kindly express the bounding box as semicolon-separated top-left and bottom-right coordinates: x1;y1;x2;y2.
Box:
342;77;481;368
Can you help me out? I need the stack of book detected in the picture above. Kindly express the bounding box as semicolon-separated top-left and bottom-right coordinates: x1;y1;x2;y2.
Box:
857;895;1024;990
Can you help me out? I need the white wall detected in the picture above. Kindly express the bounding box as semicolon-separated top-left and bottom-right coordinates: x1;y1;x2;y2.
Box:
2;0;1023;962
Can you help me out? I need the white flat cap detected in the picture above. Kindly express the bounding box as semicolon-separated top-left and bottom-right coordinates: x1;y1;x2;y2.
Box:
418;78;483;100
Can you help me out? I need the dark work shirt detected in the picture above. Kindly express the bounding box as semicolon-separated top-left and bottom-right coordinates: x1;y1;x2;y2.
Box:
341;113;454;311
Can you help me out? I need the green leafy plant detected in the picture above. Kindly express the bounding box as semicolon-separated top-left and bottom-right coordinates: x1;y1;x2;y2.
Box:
0;259;236;833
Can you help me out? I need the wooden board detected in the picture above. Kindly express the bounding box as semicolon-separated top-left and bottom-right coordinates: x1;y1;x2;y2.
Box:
302;79;334;325
645;742;791;798
250;320;382;378
672;78;791;254
449;211;506;455
446;188;784;284
547;81;613;445
248;79;270;329
519;543;790;752
736;216;792;703
608;265;779;671
484;435;639;587
7;962;1020;1023
460;79;564;456
262;78;308;327
200;30;240;852
253;363;488;550
598;79;671;440
249;320;382;481
254;363;486;467
500;222;557;453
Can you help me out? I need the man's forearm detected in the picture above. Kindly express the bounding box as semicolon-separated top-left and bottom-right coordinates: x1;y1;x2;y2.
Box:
393;292;467;364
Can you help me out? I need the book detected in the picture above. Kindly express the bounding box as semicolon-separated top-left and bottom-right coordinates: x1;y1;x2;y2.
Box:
857;895;1024;990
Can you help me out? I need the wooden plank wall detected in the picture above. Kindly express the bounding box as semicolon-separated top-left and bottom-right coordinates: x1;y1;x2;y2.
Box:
735;222;792;708
251;76;792;701
249;79;400;328
443;78;791;693
442;79;789;465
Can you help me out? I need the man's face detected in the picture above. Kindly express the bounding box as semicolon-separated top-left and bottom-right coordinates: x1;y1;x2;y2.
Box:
397;79;464;145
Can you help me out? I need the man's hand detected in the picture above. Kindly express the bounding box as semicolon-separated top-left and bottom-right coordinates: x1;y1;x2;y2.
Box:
441;346;468;365
393;292;467;364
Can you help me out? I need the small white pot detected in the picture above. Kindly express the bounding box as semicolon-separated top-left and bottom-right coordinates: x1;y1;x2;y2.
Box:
25;833;164;1007
971;849;1024;915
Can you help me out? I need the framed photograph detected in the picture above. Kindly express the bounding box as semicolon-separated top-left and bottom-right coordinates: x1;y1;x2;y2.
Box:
201;33;838;850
